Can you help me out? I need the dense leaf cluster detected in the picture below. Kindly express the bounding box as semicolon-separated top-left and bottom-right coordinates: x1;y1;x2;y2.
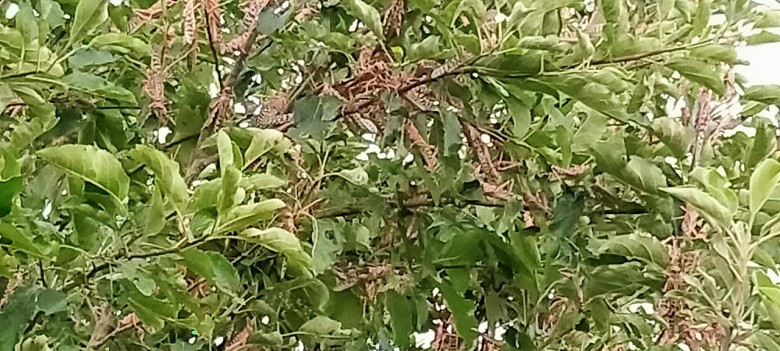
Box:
2;0;780;350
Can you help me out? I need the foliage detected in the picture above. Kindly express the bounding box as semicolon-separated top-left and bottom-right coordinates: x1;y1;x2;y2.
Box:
0;0;780;350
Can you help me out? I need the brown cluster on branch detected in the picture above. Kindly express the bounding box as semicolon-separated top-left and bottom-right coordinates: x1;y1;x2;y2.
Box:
222;0;270;54
404;121;439;171
129;0;178;32
253;91;294;129
333;261;404;301
381;0;406;41
182;0;199;45
203;0;222;45
225;318;255;351
142;26;176;123
326;48;409;132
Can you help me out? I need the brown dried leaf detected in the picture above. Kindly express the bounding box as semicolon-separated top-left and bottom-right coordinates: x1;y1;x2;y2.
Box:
222;0;270;54
405;121;438;171
551;165;589;179
183;0;199;44
226;318;255;351
382;0;405;40
203;0;222;44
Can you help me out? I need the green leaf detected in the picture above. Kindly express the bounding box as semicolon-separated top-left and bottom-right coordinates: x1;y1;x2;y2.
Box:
599;0;629;33
240;174;287;191
690;44;741;64
292;95;340;139
690;167;738;213
590;233;669;267
62;72;137;103
408;36;444;62
660;187;733;229
755;10;780;28
439;283;478;347
0;177;21;218
311;224;341;275
691;0;711;36
665;58;725;95
506;95;531;139
143;185;165;236
340;0;384;39
658;0;674;20
385;291;413;349
743;85;780;106
218;166;241;214
89;33;151;57
750;159;780;217
622;157;668;194
243;129;286;169
67;0;109;47
16;2;38;44
442;111;463;156
38;144;130;202
337;168;369;186
299;316;342;335
745;122;777;168
131;145;189;216
215;199;287;234
584;262;661;297
207;251;241;293
8;88;57;150
0;286;40;349
36;289;67;315
179;249;240;294
651;117;695;158
217;131;235;175
747;31;780;45
240;228;313;277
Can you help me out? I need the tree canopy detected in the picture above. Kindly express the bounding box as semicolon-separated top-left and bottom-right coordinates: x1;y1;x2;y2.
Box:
2;0;780;350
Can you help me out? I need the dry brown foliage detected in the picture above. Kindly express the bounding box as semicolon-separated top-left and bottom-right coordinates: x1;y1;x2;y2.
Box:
203;0;222;44
223;0;270;54
405;121;439;171
328;48;406;131
0;272;23;308
226;318;255;351
183;0;199;45
130;0;178;32
208;86;235;130
382;0;406;40
253;91;294;128
142;27;176;123
551;164;590;180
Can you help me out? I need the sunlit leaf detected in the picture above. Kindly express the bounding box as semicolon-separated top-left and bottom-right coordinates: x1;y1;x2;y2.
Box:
38;144;129;202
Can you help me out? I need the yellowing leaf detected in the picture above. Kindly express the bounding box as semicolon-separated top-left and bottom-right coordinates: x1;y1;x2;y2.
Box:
38;144;130;202
89;33;151;57
216;199;287;234
131;145;189;216
241;228;313;277
750;159;780;217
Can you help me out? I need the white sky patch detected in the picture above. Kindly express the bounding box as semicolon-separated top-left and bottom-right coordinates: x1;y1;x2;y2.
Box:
5;3;19;19
42;200;52;219
109;0;125;6
413;330;435;349
213;336;225;347
156;127;171;144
